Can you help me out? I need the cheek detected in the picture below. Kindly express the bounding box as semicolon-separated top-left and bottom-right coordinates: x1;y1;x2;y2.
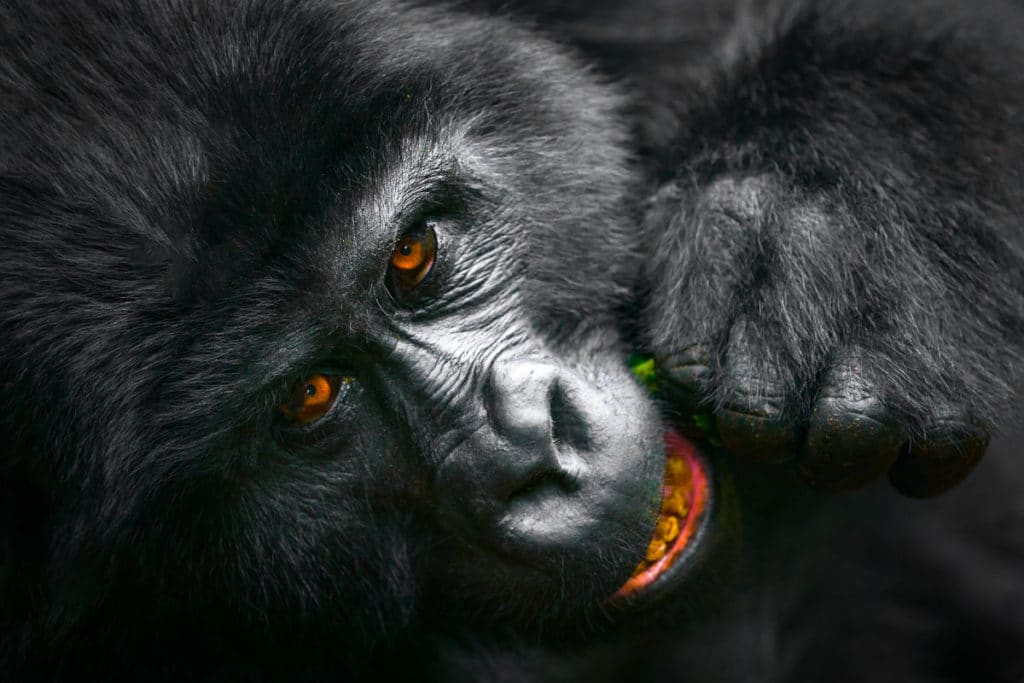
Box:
347;411;428;500
164;415;420;625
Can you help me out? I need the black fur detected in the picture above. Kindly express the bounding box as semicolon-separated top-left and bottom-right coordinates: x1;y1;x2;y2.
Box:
1;0;1022;680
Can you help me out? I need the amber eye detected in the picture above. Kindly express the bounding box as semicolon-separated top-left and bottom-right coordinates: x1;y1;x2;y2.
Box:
389;225;437;290
279;373;348;426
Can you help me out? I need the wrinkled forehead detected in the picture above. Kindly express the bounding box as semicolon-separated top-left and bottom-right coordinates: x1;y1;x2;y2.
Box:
8;0;576;249
138;15;539;282
5;0;637;374
97;3;612;292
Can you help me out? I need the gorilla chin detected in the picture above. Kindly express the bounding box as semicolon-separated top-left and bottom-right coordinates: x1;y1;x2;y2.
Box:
431;413;721;629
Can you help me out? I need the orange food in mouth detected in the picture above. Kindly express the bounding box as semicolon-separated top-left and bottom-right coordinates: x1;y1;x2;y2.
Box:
612;431;709;599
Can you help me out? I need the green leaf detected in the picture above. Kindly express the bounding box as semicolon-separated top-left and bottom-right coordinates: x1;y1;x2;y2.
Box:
627;353;658;393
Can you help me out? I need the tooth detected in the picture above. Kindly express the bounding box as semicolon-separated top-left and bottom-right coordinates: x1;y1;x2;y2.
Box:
656;515;680;542
665;456;686;478
662;491;689;517
665;457;693;488
645;539;668;562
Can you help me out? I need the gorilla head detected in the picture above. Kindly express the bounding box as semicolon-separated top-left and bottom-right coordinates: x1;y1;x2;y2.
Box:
0;0;719;674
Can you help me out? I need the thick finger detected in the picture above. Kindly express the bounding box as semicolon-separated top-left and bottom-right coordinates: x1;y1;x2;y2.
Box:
715;323;800;464
657;345;714;439
887;418;989;498
800;355;905;491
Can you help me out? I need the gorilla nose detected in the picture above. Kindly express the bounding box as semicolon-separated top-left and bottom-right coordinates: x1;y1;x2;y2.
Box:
482;358;588;500
487;359;591;457
435;358;600;546
435;354;663;561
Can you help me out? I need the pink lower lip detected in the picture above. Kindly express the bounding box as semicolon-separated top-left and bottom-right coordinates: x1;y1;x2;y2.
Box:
611;430;710;600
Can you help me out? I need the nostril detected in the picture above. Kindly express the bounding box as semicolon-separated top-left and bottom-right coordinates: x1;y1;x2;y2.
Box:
550;381;592;451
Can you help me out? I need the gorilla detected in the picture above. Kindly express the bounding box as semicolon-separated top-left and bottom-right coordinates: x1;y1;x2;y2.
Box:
1;0;1022;680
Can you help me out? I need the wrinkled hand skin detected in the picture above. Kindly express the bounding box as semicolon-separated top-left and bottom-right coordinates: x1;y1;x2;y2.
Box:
659;345;989;496
646;174;1020;497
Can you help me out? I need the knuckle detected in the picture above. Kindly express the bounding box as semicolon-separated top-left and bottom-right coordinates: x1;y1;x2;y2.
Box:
717;408;799;463
657;347;712;392
801;400;904;491
888;420;989;498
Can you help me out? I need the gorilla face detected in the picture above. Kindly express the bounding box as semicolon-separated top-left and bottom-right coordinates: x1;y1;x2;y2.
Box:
0;0;724;665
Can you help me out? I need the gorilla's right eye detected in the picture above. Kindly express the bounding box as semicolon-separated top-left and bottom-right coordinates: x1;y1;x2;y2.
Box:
279;373;351;426
388;224;437;292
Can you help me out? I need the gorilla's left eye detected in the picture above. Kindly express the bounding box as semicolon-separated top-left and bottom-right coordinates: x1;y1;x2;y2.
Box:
279;373;351;426
388;224;437;291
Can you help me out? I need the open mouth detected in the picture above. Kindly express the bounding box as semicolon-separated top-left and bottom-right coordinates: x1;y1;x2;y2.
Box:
612;430;711;600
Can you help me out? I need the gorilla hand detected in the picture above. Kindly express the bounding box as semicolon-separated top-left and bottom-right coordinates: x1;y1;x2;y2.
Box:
633;4;1024;498
644;172;1017;497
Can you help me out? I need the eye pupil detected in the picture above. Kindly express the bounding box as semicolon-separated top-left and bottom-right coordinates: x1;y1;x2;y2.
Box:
392;239;423;270
280;373;347;426
389;225;437;291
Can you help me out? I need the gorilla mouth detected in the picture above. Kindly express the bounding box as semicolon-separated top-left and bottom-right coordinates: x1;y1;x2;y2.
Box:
612;430;710;600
